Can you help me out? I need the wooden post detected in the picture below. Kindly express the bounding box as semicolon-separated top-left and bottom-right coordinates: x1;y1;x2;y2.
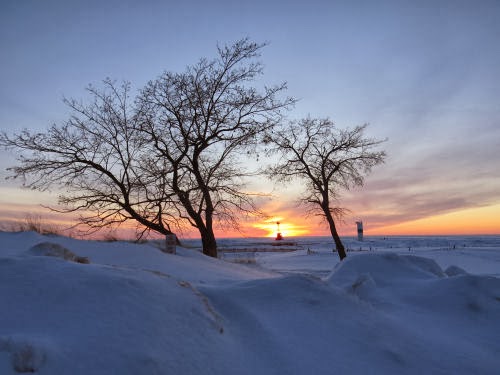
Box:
356;221;363;241
165;234;176;254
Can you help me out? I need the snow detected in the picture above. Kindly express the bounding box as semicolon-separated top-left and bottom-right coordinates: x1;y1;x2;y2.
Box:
1;232;499;374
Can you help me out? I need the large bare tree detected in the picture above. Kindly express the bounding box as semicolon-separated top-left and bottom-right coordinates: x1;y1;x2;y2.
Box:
0;79;179;238
1;39;293;257
265;118;386;260
137;38;294;257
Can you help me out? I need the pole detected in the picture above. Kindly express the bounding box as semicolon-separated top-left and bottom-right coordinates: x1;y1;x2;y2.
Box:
356;221;363;241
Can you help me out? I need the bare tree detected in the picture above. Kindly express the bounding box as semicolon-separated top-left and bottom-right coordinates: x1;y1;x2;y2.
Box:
1;39;293;257
137;38;295;257
264;118;386;260
0;79;179;238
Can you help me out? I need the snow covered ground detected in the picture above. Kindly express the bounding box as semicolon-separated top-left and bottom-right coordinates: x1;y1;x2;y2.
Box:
1;231;499;374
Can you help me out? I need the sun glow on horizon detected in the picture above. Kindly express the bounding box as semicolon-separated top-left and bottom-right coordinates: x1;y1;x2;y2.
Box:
252;216;311;238
1;187;498;240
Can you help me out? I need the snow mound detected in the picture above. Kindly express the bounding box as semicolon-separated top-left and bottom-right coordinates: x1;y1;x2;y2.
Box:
411;273;500;318
327;252;445;289
202;267;500;374
0;255;227;374
323;252;500;373
26;242;89;263
200;275;384;374
326;253;500;316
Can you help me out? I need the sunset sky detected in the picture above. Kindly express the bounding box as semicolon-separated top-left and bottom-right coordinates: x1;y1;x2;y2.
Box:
1;0;499;238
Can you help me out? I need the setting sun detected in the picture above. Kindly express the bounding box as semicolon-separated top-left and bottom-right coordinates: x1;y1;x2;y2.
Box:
252;216;311;238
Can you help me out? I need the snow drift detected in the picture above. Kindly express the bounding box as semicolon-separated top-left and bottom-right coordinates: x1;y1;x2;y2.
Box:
0;232;499;374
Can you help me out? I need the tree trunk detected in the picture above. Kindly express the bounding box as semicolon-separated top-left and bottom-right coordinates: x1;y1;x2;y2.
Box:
324;209;347;261
200;228;218;258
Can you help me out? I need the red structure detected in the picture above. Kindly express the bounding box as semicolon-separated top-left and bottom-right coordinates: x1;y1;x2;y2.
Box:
275;221;283;241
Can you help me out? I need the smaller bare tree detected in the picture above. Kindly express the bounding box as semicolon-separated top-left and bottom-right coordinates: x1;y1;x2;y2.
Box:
265;118;386;260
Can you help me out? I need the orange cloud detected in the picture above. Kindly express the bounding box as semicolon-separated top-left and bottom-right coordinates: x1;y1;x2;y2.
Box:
368;203;500;236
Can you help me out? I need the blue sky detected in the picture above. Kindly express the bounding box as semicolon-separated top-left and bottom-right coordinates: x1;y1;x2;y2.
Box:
1;0;499;234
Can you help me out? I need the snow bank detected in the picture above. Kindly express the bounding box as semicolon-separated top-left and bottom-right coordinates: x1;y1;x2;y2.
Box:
326;252;500;374
328;252;446;287
0;232;499;374
0;254;231;374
